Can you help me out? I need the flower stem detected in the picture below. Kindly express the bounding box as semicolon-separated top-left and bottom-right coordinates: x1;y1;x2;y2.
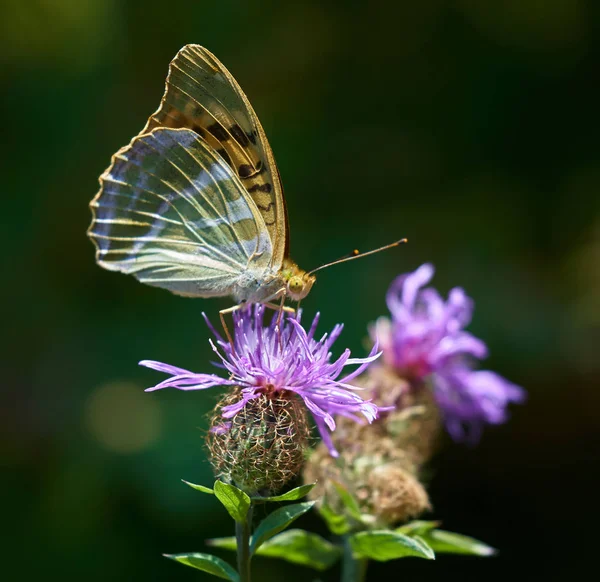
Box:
342;535;368;582
236;506;253;582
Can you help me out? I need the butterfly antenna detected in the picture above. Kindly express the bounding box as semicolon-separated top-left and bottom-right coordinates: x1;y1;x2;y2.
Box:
307;238;408;276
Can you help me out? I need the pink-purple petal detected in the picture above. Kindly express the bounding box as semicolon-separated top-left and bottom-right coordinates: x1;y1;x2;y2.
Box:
139;360;192;375
313;415;339;457
382;263;524;442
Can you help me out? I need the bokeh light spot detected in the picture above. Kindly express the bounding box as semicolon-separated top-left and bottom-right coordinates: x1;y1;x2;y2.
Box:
85;381;162;453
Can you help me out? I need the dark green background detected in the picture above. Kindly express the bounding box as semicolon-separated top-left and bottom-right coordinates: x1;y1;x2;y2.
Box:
3;1;599;580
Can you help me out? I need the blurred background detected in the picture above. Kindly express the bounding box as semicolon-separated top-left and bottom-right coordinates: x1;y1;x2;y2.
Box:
2;0;599;580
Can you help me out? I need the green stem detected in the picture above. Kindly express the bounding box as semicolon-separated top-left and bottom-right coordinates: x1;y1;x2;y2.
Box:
342;535;368;582
236;506;253;582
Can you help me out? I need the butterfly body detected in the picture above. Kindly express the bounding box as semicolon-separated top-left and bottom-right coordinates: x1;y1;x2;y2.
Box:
88;46;314;309
225;259;314;304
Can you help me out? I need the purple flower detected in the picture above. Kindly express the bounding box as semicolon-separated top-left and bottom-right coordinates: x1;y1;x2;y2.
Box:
140;305;382;457
372;263;525;441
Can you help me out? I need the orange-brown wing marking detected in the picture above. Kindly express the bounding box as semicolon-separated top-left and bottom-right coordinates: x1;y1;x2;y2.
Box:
140;45;288;267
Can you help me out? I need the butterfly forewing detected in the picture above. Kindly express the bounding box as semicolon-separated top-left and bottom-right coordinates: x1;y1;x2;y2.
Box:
141;45;288;266
88;127;273;298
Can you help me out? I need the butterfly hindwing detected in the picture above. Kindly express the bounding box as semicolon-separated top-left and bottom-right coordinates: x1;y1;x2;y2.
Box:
140;44;288;266
88;128;273;297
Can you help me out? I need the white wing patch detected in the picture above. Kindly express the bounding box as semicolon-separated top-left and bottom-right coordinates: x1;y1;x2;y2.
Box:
88;128;273;297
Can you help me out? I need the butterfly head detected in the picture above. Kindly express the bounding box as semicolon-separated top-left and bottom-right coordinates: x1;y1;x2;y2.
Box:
282;260;316;302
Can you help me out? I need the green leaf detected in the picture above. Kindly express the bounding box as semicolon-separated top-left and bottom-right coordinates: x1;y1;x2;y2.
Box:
165;553;239;581
207;536;238;551
213;480;251;524
209;529;342;571
182;480;214;494
331;481;362;521
420;529;496;556
396;520;440;536
319;502;351;535
250;501;315;554
256;529;342;571
251;483;316;502
350;530;435;561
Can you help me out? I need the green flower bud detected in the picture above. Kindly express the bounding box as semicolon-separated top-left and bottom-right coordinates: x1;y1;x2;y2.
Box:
206;388;310;495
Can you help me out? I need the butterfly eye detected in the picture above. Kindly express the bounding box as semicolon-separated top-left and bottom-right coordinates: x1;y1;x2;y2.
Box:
288;277;304;294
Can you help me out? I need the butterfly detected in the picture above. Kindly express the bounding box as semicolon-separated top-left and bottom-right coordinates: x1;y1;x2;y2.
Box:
88;45;317;324
88;45;405;328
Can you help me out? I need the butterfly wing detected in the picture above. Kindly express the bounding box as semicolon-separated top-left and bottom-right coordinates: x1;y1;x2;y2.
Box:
88;128;273;298
140;44;289;267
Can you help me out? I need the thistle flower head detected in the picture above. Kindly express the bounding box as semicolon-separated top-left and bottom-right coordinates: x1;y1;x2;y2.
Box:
303;412;433;526
207;387;310;494
140;305;382;458
372;263;525;441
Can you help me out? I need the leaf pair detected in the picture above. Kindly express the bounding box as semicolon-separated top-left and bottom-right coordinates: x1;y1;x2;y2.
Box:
347;523;496;562
318;484;496;563
209;529;342;571
170;480;318;579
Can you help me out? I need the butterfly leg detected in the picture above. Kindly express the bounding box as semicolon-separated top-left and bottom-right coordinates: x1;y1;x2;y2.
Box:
262;293;295;318
261;289;293;323
219;303;247;353
262;301;296;315
276;291;290;329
